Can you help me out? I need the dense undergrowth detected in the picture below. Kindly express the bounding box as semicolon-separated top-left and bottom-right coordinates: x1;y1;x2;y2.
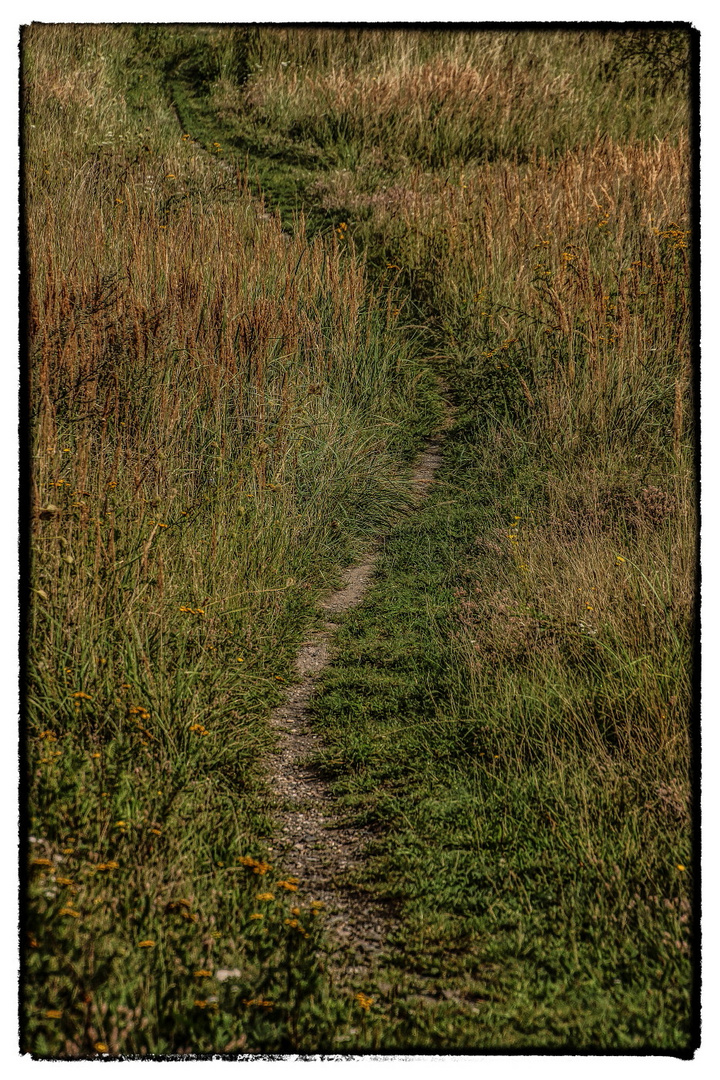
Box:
23;24;696;1055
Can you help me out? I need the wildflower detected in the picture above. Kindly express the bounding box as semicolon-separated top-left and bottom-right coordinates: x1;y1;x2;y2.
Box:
238;855;271;875
166;898;192;911
31;858;53;868
276;879;299;892
137;940;155;948
94;1043;108;1053
310;900;324;910
355;993;373;1011
677;864;686;872
149;828;162;836
194;970;213;978
236;657;244;662
243;998;274;1008
249;913;263;920
189;723;209;735
73;692;92;701
59;907;81;918
256;892;274;901
165;174;176;179
128;706;151;718
45;1010;63;1019
291;906;301;916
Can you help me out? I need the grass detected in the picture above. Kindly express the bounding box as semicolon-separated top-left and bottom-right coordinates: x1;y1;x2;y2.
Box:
311;431;693;1050
22;24;440;1055
23;23;696;1056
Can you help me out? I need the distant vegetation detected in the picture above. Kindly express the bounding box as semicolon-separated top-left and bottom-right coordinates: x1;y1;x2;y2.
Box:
23;24;695;1055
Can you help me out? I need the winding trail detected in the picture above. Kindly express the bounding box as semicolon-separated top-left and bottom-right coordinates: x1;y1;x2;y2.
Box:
266;443;444;984
170;91;450;985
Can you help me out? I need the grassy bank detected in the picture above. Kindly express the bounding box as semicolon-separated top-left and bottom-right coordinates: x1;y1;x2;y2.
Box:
23;24;695;1055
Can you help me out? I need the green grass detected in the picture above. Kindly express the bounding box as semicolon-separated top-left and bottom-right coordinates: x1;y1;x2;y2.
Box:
23;23;696;1056
311;428;693;1050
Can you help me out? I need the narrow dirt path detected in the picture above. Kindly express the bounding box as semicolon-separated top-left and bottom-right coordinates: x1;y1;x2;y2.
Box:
266;443;444;985
169;104;446;984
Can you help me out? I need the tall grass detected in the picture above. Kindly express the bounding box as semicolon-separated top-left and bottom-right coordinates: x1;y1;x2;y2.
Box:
23;24;437;1056
292;46;694;799
23;22;695;1054
212;27;689;168
196;23;694;1048
354;138;694;774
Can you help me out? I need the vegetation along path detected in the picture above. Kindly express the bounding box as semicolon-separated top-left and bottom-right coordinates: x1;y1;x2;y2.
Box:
24;25;696;1056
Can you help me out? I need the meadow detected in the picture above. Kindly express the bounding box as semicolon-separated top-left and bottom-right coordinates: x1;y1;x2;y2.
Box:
23;24;695;1054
